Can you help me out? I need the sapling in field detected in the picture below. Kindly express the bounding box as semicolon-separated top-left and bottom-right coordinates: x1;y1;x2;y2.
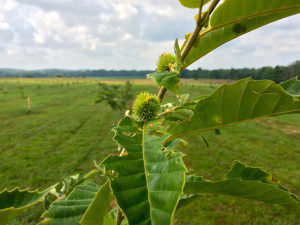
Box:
1;0;300;224
96;81;134;116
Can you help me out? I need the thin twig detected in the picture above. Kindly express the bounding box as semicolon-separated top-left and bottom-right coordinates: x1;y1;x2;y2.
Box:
157;0;221;101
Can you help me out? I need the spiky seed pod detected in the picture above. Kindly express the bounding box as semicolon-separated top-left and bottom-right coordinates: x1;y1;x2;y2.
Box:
133;92;160;121
156;52;176;72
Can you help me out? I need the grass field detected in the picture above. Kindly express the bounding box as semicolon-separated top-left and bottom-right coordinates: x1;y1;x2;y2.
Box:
0;78;299;225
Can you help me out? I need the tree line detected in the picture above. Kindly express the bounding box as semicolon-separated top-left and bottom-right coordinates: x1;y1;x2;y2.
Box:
0;60;298;83
181;60;300;83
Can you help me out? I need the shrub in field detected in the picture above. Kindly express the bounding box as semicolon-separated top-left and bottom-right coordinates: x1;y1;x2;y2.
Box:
1;0;300;224
96;81;134;116
17;85;25;98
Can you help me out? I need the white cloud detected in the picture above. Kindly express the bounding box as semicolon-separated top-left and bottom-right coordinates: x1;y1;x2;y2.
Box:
2;0;17;11
112;3;138;20
0;0;299;70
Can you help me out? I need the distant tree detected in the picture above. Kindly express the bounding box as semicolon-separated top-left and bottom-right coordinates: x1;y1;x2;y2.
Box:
287;60;300;80
192;73;198;80
271;66;285;83
24;73;33;78
54;73;64;78
18;86;25;98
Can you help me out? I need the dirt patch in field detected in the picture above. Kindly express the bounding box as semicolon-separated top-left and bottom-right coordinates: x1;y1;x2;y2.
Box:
256;118;300;139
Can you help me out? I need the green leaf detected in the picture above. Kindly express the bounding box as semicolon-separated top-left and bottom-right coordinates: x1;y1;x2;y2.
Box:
176;195;200;210
0;184;57;225
182;0;300;69
178;0;211;9
100;117;187;225
176;175;204;210
174;38;182;71
184;162;300;209
280;76;300;96
147;71;180;94
167;78;300;141
226;161;274;182
106;208;128;225
80;182;112;225
165;108;194;124
104;217;117;225
40;182;111;225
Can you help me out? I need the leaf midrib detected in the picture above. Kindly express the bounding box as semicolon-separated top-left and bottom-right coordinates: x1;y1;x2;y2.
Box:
167;108;300;142
142;122;152;224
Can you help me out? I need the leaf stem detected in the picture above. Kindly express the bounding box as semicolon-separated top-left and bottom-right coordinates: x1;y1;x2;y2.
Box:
181;0;221;63
116;207;124;225
157;0;221;101
157;85;168;102
157;109;175;117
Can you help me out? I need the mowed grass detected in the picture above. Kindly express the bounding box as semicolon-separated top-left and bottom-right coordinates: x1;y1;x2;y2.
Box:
0;78;299;225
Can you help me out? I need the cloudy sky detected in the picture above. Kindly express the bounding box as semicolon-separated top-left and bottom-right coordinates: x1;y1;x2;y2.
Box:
0;0;299;70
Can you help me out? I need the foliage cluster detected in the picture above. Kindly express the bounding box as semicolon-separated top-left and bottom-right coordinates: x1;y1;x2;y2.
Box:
95;81;134;115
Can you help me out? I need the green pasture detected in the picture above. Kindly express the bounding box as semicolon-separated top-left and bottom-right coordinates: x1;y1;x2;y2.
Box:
0;78;299;225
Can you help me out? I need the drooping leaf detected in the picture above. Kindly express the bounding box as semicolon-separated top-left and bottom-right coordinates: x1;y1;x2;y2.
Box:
167;78;300;141
147;71;180;94
182;0;300;69
178;0;211;9
176;195;200;211
100;117;187;225
0;184;57;225
214;129;221;135
280;76;300;96
165;108;194;123
184;162;300;209
80;182;113;225
178;93;190;104
40;182;111;225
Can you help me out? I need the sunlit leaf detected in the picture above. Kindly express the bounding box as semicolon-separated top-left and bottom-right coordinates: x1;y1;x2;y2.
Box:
174;38;182;72
147;71;180;94
182;0;300;69
280;76;300;96
167;78;300;141
178;0;211;9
